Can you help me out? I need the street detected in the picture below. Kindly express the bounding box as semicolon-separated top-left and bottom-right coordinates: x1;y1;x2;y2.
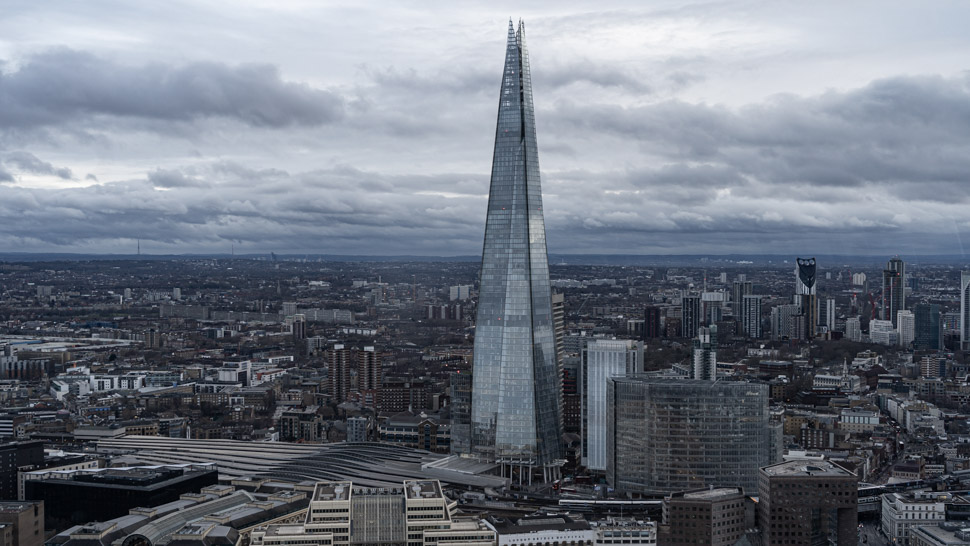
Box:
859;520;888;545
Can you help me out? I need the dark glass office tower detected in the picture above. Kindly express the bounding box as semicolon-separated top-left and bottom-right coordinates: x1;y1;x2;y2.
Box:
470;20;562;479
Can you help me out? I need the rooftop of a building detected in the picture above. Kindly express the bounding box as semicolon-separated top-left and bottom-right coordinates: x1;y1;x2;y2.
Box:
488;514;591;535
912;522;970;545
24;463;216;490
0;501;41;514
313;481;351;502
50;486;306;546
95;437;506;489
761;459;855;478
403;480;442;500
672;487;745;502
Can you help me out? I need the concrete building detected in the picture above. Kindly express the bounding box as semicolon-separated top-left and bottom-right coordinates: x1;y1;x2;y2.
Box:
912;523;970;546
690;326;717;380
758;460;857;545
899;310;916;346
0;502;43;546
845;316;862;342
681;294;701;338
742;295;762;338
251;480;495;546
871;319;898;346
659;487;745;546
486;515;656;546
882;491;965;546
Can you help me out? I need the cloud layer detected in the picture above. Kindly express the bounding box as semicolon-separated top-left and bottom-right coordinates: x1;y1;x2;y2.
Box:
0;2;969;256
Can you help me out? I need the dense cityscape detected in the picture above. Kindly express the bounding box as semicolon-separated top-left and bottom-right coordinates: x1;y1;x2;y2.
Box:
4;246;970;545
2;3;970;546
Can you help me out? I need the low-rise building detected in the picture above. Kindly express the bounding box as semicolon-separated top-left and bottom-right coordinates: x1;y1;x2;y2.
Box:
659;487;744;546
882;491;967;546
251;480;495;546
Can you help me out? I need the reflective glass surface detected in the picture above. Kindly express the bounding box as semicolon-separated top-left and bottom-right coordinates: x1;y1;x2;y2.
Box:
470;21;562;467
607;377;771;494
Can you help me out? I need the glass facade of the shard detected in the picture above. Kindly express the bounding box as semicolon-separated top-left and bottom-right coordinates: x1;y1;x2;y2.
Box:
470;20;562;468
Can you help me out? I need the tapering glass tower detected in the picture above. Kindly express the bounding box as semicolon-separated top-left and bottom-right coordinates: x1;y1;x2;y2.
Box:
470;20;563;474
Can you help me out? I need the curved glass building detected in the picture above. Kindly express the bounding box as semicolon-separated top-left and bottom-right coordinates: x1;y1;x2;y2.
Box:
470;20;563;477
606;377;774;495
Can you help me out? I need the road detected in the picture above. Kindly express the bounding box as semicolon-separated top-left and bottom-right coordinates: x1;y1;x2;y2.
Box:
859;520;888;545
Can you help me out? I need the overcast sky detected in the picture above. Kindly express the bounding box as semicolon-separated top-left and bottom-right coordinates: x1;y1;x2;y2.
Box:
1;1;969;256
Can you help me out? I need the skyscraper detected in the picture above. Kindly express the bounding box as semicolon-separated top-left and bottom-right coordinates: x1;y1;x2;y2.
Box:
580;339;642;471
327;344;352;402
962;272;970;350
742;295;763;339
470;20;562;480
681;293;701;338
795;257;817;338
913;304;941;351
883;256;905;326
691;326;718;380
896;310;915;347
644;306;661;339
732;280;752;331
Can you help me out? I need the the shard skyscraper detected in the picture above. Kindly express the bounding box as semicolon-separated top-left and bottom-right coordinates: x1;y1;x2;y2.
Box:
470;20;563;482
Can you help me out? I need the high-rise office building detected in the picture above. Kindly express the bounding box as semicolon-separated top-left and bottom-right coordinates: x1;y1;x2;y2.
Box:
795;257;817;339
644;306;661;339
327;344;352;402
292;313;307;342
770;303;799;341
914;303;941;351
742;295;762;338
449;371;472;455
732;281;752;330
701;292;724;325
681;294;701;338
820;297;836;331
470;20;562;479
579;339;642;471
845;316;862;342
758;460;857;545
691;326;717;380
962;272;970;350
357;346;381;392
896;310;915;347
883;257;905;326
606;377;773;495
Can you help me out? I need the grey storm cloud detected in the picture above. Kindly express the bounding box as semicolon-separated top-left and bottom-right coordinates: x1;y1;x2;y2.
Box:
2;3;970;256
2;151;73;179
545;73;970;202
0;49;345;128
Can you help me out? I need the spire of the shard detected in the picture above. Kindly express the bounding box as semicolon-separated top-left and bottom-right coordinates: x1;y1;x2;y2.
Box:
467;19;562;479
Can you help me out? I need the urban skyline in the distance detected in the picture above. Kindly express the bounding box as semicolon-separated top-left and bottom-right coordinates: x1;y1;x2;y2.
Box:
1;1;969;256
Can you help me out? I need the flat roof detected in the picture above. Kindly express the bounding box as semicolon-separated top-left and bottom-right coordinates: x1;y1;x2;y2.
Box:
681;487;744;501
761;460;855;478
313;481;351;502
0;502;40;513
404;480;442;500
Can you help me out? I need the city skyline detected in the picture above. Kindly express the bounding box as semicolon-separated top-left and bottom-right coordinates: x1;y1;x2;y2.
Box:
1;2;970;256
